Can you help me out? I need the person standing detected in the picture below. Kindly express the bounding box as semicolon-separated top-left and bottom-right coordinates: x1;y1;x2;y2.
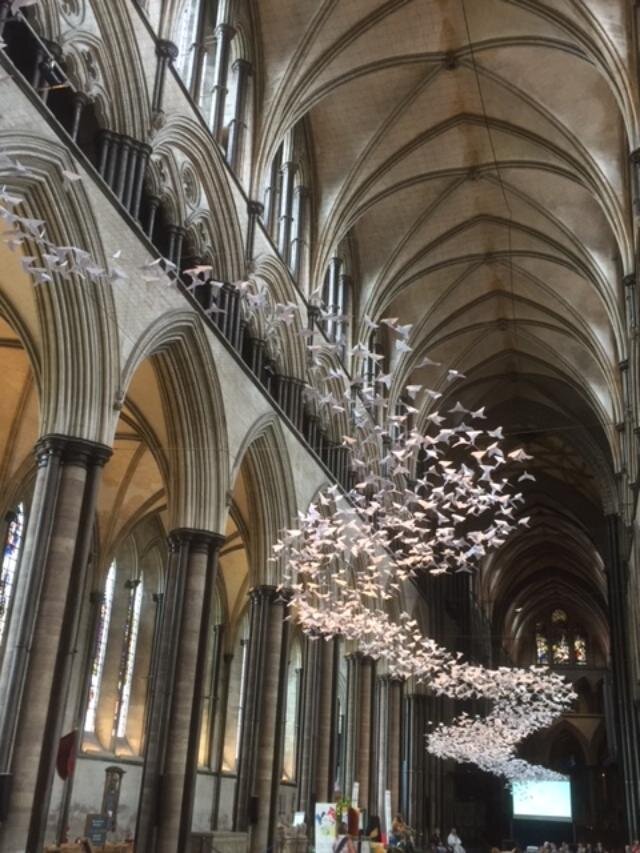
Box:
447;827;465;853
333;822;356;853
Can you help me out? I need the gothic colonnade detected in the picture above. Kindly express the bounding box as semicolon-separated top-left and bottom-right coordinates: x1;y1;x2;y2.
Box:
0;426;442;852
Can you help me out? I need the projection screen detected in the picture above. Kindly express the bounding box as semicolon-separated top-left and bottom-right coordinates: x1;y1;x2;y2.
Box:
512;780;572;822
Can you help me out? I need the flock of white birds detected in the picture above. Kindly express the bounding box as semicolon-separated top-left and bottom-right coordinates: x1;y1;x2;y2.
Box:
0;125;575;784
273;410;576;783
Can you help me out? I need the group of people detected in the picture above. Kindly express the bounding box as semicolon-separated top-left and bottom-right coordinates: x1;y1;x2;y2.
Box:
491;843;609;853
333;818;464;853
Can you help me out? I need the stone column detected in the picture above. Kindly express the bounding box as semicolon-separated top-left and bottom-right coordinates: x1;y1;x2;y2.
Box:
374;676;403;824
356;656;374;813
250;591;290;853
388;679;403;816
138;529;224;853
123;142;141;212
203;623;225;768
234;586;289;853
374;676;389;821
226;58;251;170
0;1;10;35
234;587;272;831
56;588;104;843
114;136;132;202
134;546;183;850
97;129;114;178
290;185;308;280
605;514;640;839
297;637;321;823
631;149;640;217
315;638;338;803
402;692;429;847
246;337;265;378
105;132;121;191
70;92;90;143
211;651;233;829
146;195;161;239
209;23;235;140
153;40;179;113
0;435;111;853
132;143;152;221
325;256;343;340
343;652;360;798
245;200;264;269
277;132;296;262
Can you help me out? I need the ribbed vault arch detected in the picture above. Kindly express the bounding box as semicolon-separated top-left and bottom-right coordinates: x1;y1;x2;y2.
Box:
121;310;229;533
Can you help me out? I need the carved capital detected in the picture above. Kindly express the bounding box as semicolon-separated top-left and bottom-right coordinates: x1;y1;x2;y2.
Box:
156;39;179;62
168;528;225;555
35;433;112;469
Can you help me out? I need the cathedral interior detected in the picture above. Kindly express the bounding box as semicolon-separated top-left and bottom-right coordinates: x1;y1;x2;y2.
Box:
0;0;639;851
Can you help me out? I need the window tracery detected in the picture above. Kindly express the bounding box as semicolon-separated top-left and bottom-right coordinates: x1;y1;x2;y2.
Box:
175;0;201;89
534;608;588;667
282;638;302;781
0;503;25;649
115;576;143;740
84;561;116;733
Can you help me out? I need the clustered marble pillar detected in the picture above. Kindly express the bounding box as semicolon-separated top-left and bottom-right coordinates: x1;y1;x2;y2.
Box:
314;638;339;804
226;58;251;170
233;586;290;853
401;691;438;847
0;434;112;853
135;529;224;853
605;514;640;839
374;676;403;822
296;636;321;822
342;652;375;809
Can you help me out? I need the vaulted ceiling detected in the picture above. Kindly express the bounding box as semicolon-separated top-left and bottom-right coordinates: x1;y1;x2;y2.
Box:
252;0;638;633
255;0;632;451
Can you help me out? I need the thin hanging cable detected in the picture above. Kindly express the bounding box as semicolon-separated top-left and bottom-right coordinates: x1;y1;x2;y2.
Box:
460;0;520;365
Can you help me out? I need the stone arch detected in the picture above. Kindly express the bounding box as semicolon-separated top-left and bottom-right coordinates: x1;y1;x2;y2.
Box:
121;310;229;533
30;0;151;137
0;132;119;444
230;414;297;586
547;721;590;770
248;255;307;380
151;117;245;279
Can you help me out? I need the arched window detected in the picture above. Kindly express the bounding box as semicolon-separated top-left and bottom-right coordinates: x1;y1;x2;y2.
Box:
282;638;303;782
265;142;284;242
115;576;143;740
234;634;249;762
84;562;116;733
222;612;250;772
321;257;350;347
535;608;588;667
175;0;220;108
0;503;25;650
175;0;202;90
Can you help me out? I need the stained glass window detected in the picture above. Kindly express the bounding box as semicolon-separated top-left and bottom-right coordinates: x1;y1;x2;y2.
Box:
115;576;143;740
0;504;25;648
552;632;571;665
574;634;587;665
536;632;549;665
85;562;116;733
535;610;589;667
